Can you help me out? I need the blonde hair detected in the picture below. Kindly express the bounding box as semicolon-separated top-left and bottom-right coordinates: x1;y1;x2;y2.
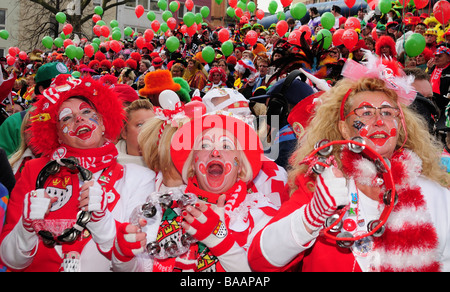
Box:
181;129;253;184
138;116;179;180
288;77;450;194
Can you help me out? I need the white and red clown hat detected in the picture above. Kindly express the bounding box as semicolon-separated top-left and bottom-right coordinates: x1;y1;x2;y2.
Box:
170;114;264;181
29;74;125;156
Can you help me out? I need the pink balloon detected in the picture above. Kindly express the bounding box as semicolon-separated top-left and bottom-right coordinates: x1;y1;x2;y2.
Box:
276;20;288;37
135;5;145;18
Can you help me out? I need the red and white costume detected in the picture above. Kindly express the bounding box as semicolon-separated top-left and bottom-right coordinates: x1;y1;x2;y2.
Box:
249;149;450;272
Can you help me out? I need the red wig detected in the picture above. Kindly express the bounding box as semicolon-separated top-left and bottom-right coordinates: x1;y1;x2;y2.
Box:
375;35;397;58
29;75;125;156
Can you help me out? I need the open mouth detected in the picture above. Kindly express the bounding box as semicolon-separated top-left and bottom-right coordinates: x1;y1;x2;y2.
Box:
69;124;97;140
207;162;224;176
368;131;390;146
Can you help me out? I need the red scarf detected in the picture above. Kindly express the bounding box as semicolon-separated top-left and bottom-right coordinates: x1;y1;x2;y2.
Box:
430;64;449;95
340;149;441;271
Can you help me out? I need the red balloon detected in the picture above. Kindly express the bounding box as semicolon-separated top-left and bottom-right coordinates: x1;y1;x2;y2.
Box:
63;39;74;48
93;25;102;37
255;9;265;20
342;29;358;50
6;56;15;66
186;24;197;37
151;20;160;32
101;26;110;38
244;11;251;19
135;5;145;18
218;28;230;43
344;17;361;30
186;0;194;11
298;25;312;40
18;51;28;61
371;27;378;41
398;0;411;6
414;0;429;9
332;28;345;46
136;37;146;49
245;30;258;46
180;25;187;34
167;17;177;30
92;14;102;23
110;40;122;53
63;24;73;36
276;20;288;37
288;30;301;46
344;0;356;8
8;47;18;57
144;29;154;42
433;0;450;26
229;0;237;8
235;7;244;18
280;0;292;7
84;44;94;57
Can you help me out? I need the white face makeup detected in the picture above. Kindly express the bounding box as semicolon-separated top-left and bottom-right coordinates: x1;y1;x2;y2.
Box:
192;128;242;194
341;91;400;159
57;98;106;149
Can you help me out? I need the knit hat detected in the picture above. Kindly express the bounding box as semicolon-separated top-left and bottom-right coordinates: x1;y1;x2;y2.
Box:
29;75;125;156
152;57;163;68
173;77;191;102
34;62;69;84
139;70;181;106
112;83;139;104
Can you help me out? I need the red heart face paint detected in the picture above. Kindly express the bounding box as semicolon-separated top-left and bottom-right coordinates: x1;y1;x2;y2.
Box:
193;128;241;194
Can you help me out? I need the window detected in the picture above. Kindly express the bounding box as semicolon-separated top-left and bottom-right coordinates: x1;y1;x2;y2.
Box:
178;3;185;19
0;10;6;30
150;0;159;11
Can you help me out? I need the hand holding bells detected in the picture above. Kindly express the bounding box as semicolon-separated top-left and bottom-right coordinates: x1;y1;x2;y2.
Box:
302;137;397;248
129;189;198;259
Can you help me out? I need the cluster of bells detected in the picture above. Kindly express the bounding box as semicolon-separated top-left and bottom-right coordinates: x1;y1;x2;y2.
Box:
130;190;199;259
35;157;93;246
311;137;398;248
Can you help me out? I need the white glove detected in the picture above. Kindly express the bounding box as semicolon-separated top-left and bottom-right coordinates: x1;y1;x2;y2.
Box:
79;180;108;222
302;166;349;232
22;189;51;233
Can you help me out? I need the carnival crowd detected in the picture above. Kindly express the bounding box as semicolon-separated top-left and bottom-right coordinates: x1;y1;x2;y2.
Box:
0;2;450;272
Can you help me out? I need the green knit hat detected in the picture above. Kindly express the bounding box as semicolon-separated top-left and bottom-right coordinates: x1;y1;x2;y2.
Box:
173;77;191;102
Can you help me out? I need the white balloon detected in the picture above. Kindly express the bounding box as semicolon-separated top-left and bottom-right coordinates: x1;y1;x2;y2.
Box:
159;90;180;110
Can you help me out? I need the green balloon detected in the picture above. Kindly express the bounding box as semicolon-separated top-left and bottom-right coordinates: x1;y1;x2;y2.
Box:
157;0;167;10
405;33;426;57
320;12;335;30
124;27;133;36
277;11;286;20
166;36;180;52
0;30;9;40
195;13;203;24
60;32;68;40
94;6;103;16
55;12;66;24
226;7;235;18
237;1;246;10
162;11;173;22
247;1;256;12
160;22;169;32
92;38;101;46
202;46;215;63
200;6;210;18
290;3;307;20
72;71;81;78
75;47;84;60
221;40;234;56
147;11;156;21
378;0;392;14
112;30;122;41
54;37;64;48
268;1;278;14
65;45;77;59
169;1;179;12
316;29;332;49
96;20;106;27
42;36;53;49
110;20;119;28
91;43;99;53
183;12;195;27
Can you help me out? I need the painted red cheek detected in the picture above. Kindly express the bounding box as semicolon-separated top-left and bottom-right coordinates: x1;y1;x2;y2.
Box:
359;128;368;137
225;163;232;175
390;128;397;136
199;164;206;175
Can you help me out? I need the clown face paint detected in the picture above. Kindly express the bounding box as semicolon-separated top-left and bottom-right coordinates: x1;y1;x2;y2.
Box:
343;91;400;159
57;98;106;149
193;128;242;194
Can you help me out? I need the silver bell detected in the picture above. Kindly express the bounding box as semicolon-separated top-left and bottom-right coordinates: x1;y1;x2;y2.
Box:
367;220;385;237
336;232;354;248
315;139;333;156
324;214;343;233
141;203;157;218
312;156;327;174
348;136;365;153
164;240;178;257
147;241;161;256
